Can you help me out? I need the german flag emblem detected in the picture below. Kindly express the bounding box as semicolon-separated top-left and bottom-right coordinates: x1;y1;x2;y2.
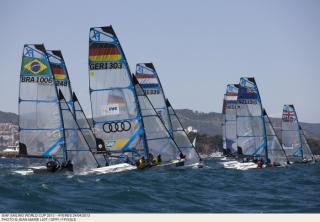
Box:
23;58;48;75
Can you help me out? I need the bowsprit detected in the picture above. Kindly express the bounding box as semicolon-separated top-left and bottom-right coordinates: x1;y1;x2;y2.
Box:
103;121;131;133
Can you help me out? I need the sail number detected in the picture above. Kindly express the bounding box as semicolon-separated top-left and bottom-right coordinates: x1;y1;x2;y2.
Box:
89;62;123;70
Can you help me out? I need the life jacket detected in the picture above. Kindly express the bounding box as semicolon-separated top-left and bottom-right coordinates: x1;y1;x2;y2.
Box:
152;158;158;166
138;159;146;169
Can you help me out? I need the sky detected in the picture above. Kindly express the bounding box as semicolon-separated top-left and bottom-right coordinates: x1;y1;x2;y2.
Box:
1;0;319;123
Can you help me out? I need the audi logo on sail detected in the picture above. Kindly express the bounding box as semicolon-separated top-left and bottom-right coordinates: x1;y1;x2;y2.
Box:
103;121;131;133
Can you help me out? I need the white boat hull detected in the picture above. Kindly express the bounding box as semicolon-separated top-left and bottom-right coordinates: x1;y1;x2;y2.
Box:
88;163;137;174
222;160;258;170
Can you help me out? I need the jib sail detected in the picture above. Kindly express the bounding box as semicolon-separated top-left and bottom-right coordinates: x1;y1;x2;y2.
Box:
236;77;267;160
224;84;239;155
166;99;201;164
58;90;99;173
263;109;288;165
72;92;109;166
133;76;181;162
19;44;66;162
135;63;172;133
89;26;148;159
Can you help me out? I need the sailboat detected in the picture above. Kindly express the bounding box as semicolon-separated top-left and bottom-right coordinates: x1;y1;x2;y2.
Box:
222;84;239;158
17;44;101;174
88;26;184;168
281;105;314;163
89;26;148;165
135;63;202;167
18;44;68;169
133;76;186;166
224;77;288;170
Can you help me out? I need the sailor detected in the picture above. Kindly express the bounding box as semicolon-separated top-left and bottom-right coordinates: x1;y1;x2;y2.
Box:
136;156;147;169
179;152;186;160
46;157;60;172
152;154;162;165
148;153;154;167
257;158;264;168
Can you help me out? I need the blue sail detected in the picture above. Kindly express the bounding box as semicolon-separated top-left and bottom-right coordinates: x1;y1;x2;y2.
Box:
236;77;267;160
89;26;148;160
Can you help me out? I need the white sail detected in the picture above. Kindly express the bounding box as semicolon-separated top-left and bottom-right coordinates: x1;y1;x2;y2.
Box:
133;76;181;163
58;90;99;173
263;109;288;165
166;99;201;165
236;77;267;160
19;44;66;162
224;84;239;156
282;105;314;162
89;26;148;161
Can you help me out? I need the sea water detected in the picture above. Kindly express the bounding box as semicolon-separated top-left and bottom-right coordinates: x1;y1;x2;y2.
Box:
0;157;319;213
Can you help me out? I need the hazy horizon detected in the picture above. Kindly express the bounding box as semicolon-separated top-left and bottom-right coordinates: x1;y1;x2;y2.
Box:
1;0;320;123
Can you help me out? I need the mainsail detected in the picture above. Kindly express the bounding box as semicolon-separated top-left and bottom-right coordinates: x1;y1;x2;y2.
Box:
166;99;201;164
135;63;172;133
89;26;148;159
222;96;227;153
133;76;182;163
281;105;314;162
224;84;239;155
263;109;288;165
236;77;267;160
46;50;74;113
19;44;66;162
58;90;99;173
